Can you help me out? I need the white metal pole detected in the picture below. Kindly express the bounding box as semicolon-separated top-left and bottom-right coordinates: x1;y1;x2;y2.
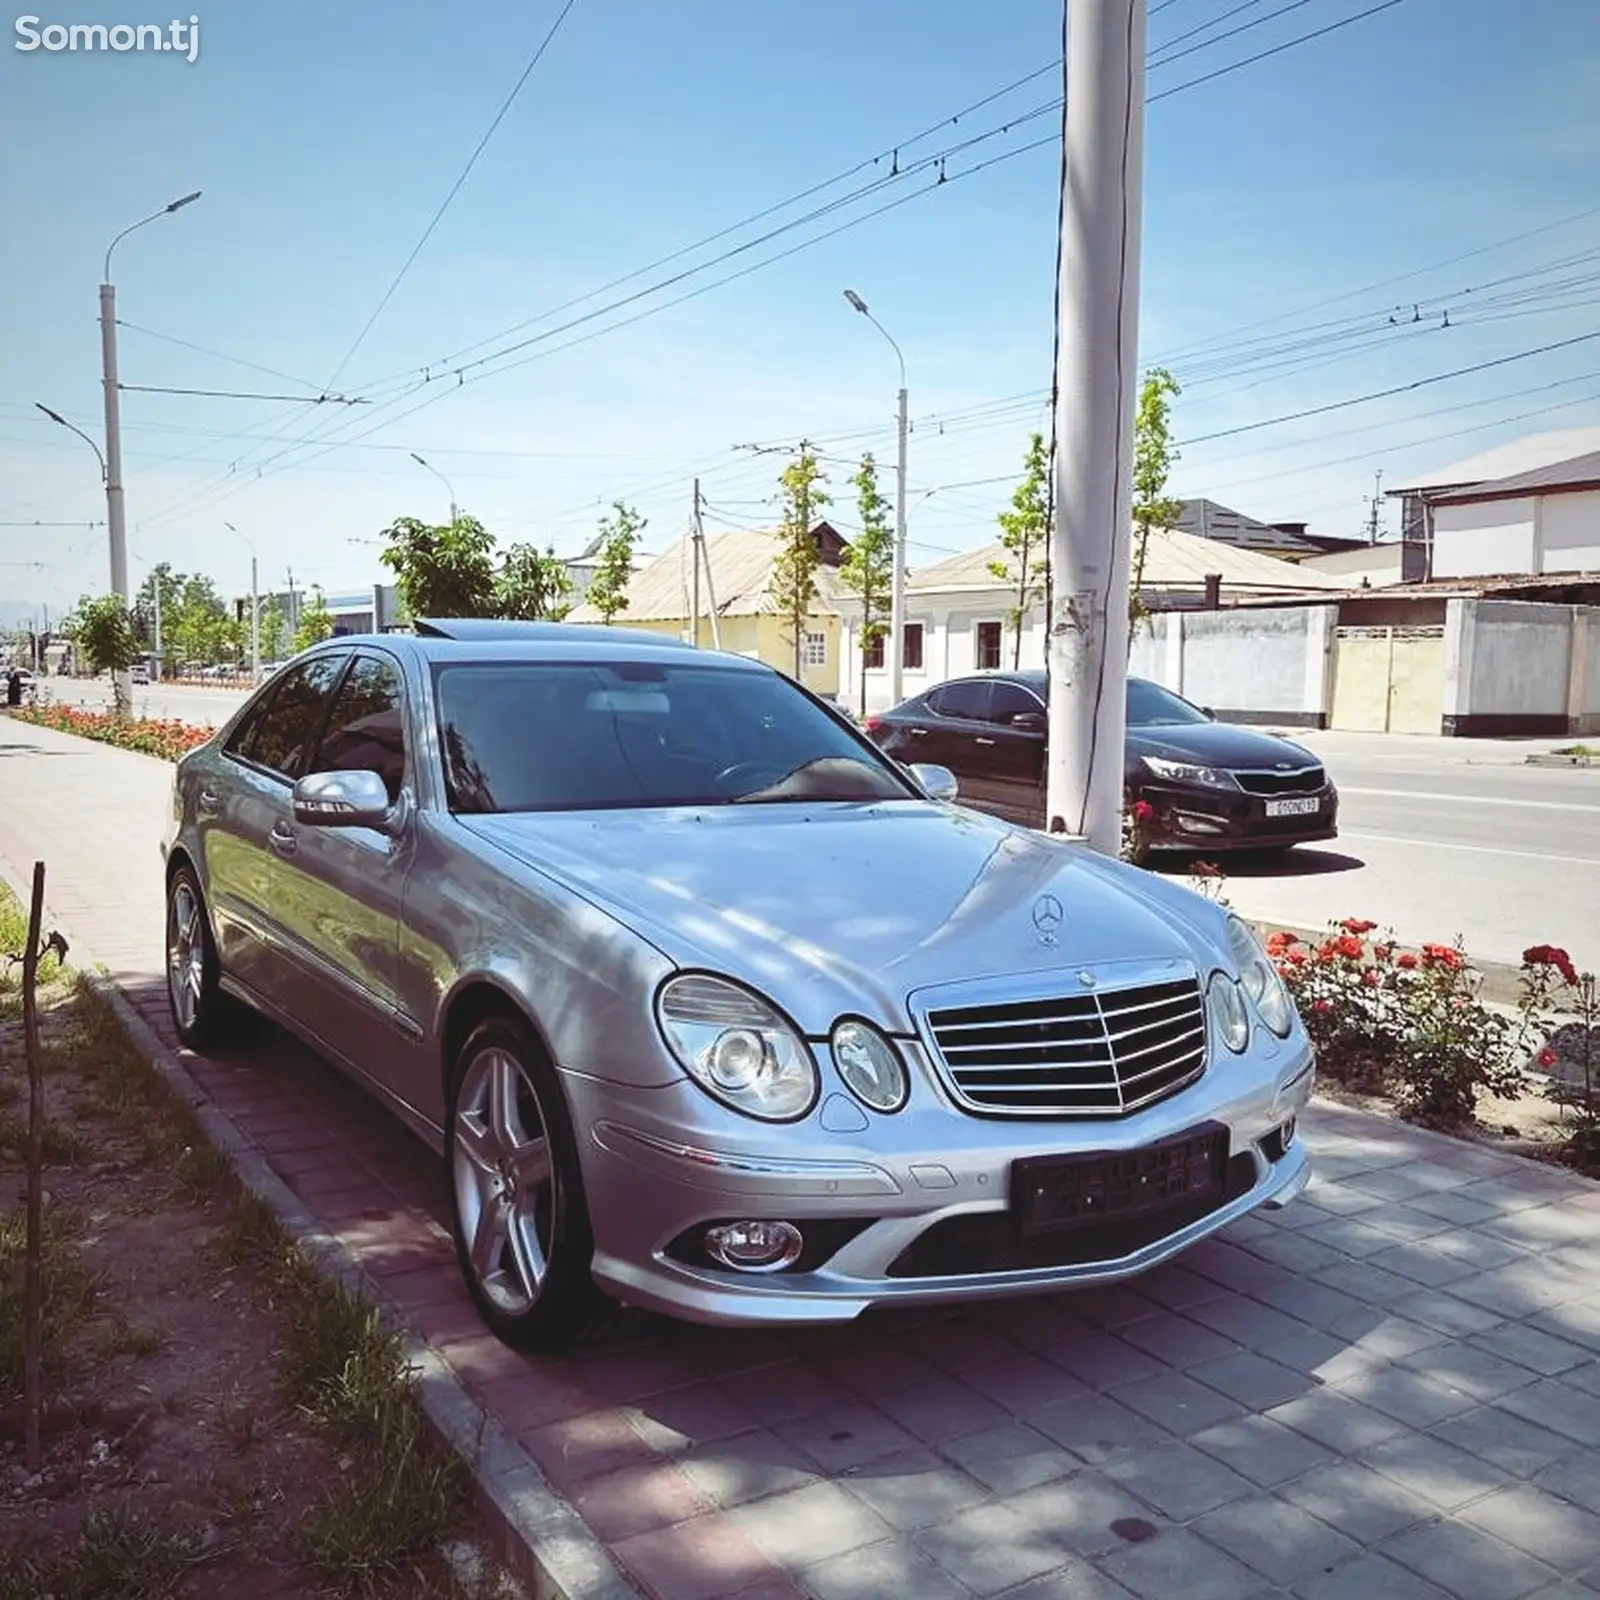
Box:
152;579;162;682
250;556;261;684
99;281;132;713
891;384;908;707
1045;0;1148;854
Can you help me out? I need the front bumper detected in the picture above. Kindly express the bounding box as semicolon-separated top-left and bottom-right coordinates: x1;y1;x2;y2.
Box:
1139;780;1338;852
568;1035;1315;1327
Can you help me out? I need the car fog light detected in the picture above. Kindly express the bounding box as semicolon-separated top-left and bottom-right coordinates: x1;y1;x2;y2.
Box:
703;1220;803;1272
1175;812;1225;834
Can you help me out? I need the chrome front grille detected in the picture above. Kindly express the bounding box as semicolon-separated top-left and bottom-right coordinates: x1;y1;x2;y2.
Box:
921;975;1207;1117
1234;766;1325;797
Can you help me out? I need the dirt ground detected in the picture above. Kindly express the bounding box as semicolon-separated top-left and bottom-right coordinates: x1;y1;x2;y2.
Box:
0;936;519;1596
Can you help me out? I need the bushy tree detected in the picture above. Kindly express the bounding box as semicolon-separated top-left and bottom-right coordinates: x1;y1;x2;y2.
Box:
990;433;1050;670
292;586;335;652
838;452;894;712
585;502;647;624
769;442;829;678
65;595;140;712
1130;367;1183;638
497;543;572;620
378;514;499;619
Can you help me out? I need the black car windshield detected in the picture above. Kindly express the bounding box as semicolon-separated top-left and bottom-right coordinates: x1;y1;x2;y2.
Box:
1126;678;1211;727
434;660;916;813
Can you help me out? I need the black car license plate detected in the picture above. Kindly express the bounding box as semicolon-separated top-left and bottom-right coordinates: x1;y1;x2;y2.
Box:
1011;1126;1229;1237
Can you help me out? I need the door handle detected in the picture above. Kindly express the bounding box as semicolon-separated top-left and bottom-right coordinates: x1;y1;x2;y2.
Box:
908;727;927;737
268;822;298;857
975;737;995;745
197;788;220;813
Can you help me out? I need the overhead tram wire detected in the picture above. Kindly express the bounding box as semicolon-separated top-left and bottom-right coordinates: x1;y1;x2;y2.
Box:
138;0;1421;532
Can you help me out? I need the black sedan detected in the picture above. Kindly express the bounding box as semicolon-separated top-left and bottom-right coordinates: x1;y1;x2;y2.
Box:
863;671;1337;858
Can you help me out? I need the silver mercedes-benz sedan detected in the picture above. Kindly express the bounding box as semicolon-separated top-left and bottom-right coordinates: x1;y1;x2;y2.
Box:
161;619;1313;1349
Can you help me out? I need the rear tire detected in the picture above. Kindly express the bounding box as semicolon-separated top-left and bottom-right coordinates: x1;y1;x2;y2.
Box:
446;1014;612;1351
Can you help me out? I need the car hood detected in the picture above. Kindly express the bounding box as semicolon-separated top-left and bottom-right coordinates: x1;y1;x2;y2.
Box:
1128;720;1319;771
458;802;1229;1034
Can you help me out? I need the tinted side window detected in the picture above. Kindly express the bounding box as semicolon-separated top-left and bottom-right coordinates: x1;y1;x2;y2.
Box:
309;655;407;804
247;654;349;779
929;680;991;721
223;692;273;761
988;682;1044;724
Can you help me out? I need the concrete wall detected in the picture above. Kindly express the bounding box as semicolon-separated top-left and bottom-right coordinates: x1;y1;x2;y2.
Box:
1432;497;1537;578
1127;606;1334;725
1442;598;1599;736
1539;489;1600;573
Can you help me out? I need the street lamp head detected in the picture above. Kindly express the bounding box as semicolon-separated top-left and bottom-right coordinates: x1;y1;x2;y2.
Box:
166;191;202;213
410;451;428;467
34;403;68;427
843;289;869;315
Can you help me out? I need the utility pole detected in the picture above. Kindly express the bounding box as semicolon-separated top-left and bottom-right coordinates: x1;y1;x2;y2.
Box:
698;490;723;650
286;568;298;642
690;480;702;647
1046;0;1148;854
250;556;260;683
152;578;162;682
1366;469;1384;544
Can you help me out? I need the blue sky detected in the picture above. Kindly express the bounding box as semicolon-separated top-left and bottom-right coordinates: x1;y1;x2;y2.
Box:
2;0;1598;616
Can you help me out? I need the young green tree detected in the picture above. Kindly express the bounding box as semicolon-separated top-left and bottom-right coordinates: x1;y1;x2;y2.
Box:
66;595;140;711
166;575;232;673
378;514;499;618
292;586;335;652
257;595;288;661
497;543;572;620
837;452;894;713
585;501;647;624
1130;367;1183;640
990;433;1051;670
768;443;829;679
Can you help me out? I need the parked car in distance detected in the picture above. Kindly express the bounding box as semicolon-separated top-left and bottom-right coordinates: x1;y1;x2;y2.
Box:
131;662;150;684
864;671;1337;859
162;622;1313;1349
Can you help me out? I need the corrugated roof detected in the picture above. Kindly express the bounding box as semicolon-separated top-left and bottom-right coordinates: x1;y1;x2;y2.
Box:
1175;498;1325;556
1430;449;1600;503
907;525;1348;595
567;528;846;623
1386;426;1600;496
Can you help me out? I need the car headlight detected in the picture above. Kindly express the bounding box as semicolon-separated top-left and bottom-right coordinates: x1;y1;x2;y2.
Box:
1226;915;1296;1037
1142;756;1237;790
1207;971;1249;1054
830;1019;909;1113
656;974;819;1121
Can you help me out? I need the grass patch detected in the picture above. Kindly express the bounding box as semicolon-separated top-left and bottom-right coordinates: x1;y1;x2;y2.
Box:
0;1504;231;1600
0;1206;101;1402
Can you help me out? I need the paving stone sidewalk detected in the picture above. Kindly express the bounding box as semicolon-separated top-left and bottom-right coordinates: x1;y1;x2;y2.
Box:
3;714;1600;1600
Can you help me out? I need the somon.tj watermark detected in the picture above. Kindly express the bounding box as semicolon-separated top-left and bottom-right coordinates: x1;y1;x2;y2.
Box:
15;15;199;62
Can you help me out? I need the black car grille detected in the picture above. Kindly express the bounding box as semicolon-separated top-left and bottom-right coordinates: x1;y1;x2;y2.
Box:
922;976;1207;1118
1233;766;1325;797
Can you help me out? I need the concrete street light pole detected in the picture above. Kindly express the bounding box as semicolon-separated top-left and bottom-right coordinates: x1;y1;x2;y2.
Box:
1045;0;1148;854
411;452;459;523
101;191;201;712
843;290;908;709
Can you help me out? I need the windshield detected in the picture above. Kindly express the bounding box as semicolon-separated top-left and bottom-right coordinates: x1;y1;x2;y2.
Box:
1126;678;1211;727
434;660;917;813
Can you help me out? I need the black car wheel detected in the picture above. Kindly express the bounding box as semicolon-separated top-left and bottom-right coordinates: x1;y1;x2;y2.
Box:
446;1014;612;1350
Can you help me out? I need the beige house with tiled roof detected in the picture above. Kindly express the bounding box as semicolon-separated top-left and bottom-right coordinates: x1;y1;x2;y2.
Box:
567;522;851;699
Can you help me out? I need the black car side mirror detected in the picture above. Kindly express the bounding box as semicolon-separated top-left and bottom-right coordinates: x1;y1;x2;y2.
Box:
1201;706;1217;720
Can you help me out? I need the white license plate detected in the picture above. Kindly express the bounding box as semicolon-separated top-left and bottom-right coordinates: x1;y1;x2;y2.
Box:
1264;796;1320;817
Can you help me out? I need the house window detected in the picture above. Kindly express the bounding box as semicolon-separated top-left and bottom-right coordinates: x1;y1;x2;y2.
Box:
803;631;827;667
864;632;885;670
902;622;925;671
976;620;1003;671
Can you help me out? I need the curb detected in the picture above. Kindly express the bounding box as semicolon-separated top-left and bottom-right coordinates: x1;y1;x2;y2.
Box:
0;853;640;1600
1525;753;1596;769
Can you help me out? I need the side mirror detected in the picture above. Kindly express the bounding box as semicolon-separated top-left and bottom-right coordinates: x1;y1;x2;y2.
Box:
909;762;959;802
293;769;394;829
1201;706;1217;721
1011;711;1046;732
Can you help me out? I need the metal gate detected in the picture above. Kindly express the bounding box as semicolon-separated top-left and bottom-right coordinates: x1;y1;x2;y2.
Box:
1329;624;1445;734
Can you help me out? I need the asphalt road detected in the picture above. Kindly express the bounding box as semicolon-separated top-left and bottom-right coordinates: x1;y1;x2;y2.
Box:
43;675;1599;969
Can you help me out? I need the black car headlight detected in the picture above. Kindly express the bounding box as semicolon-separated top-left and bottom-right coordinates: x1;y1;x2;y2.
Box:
1226;915;1296;1037
656;974;819;1121
1142;756;1237;790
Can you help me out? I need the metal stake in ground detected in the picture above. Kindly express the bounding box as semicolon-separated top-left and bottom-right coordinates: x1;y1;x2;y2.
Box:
22;859;45;1473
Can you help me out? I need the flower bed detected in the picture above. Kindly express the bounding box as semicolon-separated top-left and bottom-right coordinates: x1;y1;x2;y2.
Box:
1267;919;1598;1170
7;704;215;761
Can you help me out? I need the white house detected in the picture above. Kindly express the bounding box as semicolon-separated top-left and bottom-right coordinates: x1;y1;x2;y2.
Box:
1389;426;1600;582
1298;542;1406;588
833;525;1347;713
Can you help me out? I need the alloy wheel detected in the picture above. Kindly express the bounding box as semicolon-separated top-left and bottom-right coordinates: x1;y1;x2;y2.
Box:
167;879;206;1032
451;1047;557;1315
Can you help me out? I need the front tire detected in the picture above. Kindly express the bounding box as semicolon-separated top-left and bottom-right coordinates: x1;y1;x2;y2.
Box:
446;1015;610;1350
165;865;245;1050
